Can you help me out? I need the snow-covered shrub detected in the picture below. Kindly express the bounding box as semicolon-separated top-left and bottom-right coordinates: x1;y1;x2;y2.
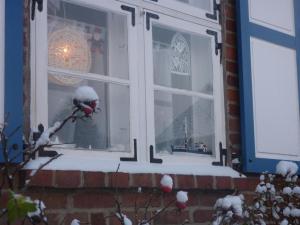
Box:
1;86;188;225
113;174;189;225
0;86;99;225
212;161;300;225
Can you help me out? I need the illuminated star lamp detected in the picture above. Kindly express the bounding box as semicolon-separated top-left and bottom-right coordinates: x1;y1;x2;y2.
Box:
48;27;92;86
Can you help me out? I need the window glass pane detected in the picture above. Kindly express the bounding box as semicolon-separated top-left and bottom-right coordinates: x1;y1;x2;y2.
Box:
153;24;214;95
48;74;130;152
173;0;211;12
154;91;215;155
48;0;129;79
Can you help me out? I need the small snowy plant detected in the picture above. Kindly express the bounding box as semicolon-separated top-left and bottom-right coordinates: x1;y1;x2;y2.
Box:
113;174;189;225
212;161;300;225
0;86;98;225
160;174;173;193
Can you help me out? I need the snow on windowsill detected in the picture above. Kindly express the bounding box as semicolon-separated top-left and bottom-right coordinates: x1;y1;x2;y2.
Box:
24;154;243;178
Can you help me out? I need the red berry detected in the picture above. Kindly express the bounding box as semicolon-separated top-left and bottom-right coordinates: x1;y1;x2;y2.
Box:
90;101;97;109
176;202;187;209
161;185;172;193
83;107;93;115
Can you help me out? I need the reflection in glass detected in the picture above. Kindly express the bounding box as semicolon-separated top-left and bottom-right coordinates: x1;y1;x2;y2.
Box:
48;74;130;152
48;0;129;79
152;24;214;95
154;91;215;155
174;0;211;12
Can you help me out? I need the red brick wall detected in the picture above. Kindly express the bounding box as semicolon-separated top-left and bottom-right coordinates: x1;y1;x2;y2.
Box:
9;0;256;224
222;0;241;163
1;171;258;225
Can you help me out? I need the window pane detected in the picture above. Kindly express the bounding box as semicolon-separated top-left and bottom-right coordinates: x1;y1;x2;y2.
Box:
153;24;214;95
48;74;130;152
154;91;214;155
174;0;211;12
48;0;129;79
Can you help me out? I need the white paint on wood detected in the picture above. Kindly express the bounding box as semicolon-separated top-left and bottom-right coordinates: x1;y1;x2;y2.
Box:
249;0;295;36
250;37;300;159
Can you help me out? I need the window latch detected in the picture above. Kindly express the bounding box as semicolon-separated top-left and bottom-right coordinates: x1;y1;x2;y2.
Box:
121;5;135;26
31;0;44;21
206;0;221;22
206;29;222;63
146;12;159;31
212;142;228;166
120;139;138;162
149;145;163;164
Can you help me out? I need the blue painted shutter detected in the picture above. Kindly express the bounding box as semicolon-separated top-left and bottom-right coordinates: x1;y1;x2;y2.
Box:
236;0;300;173
0;0;24;163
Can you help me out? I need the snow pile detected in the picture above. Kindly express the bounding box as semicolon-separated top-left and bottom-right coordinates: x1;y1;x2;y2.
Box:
256;183;267;193
176;191;188;209
280;219;289;225
74;86;98;102
293;186;300;196
283;207;291;217
70;219;80;225
34;122;61;149
27;200;46;222
176;191;188;203
283;187;292;195
116;213;132;225
214;195;244;217
290;208;300;217
276;161;298;177
160;174;173;193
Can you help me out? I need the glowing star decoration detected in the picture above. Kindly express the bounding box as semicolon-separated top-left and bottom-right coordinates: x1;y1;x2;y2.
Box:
176;191;188;209
48;27;91;86
160;175;173;193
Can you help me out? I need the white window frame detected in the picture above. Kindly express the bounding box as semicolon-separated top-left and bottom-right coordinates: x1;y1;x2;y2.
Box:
143;0;217;23
144;11;225;165
0;0;5;125
31;0;140;160
30;0;228;173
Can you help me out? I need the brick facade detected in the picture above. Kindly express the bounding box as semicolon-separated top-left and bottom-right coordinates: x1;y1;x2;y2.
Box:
1;0;261;224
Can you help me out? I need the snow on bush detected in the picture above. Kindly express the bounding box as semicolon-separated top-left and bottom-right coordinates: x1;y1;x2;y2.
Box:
34;121;61;149
176;191;188;209
212;160;300;225
73;86;99;116
160;174;173;193
74;86;99;102
276;161;298;177
70;219;80;225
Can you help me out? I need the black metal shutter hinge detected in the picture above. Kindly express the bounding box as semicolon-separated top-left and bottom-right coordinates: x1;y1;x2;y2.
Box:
149;145;163;163
212;142;228;166
120;139;138;161
146;12;159;31
206;0;221;22
31;0;43;21
206;29;222;63
121;5;135;26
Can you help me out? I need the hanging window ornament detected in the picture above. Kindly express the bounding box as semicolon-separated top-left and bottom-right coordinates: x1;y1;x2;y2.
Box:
169;33;191;76
48;27;91;86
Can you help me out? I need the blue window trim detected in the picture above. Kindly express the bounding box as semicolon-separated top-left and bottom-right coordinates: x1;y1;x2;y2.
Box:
0;0;24;163
236;0;300;173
